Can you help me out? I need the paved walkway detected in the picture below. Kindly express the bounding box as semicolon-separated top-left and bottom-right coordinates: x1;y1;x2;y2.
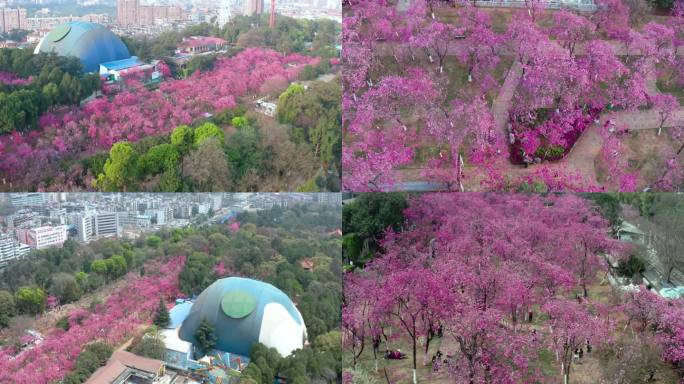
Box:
492;60;522;130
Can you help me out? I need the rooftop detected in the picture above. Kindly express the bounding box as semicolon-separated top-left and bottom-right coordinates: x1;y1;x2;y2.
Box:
100;56;144;71
84;360;128;384
168;300;193;329
179;36;227;49
111;350;164;375
160;328;192;354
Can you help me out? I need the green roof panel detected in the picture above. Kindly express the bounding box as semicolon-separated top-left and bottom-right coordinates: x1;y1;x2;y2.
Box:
48;25;71;42
221;290;256;319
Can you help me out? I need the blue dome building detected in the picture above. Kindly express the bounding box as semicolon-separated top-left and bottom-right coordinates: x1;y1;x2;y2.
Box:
179;277;307;358
34;22;131;72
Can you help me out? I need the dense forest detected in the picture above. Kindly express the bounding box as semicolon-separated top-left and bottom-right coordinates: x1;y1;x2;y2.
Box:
0;49;101;133
0;202;342;383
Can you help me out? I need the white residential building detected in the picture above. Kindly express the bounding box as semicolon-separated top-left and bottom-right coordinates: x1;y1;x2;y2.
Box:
16;225;68;250
71;213;94;243
9;193;46;207
0;233;31;266
95;212;120;238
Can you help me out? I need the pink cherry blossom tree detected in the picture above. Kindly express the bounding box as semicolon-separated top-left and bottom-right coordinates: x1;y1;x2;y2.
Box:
0;257;185;384
543;299;611;384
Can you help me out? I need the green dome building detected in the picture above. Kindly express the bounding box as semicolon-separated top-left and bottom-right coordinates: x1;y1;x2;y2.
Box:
179;277;307;357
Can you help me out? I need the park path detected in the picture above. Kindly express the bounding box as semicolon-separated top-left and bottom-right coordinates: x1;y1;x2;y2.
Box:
382;35;684;191
492;60;522;130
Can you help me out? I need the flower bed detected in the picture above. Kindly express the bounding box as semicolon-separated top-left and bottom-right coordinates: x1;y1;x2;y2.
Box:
509;106;601;165
0;72;31;86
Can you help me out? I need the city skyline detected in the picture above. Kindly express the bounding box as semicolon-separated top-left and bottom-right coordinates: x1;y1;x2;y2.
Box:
0;192;341;267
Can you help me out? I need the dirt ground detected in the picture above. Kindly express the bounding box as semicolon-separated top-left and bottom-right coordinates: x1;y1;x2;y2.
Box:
345;276;680;384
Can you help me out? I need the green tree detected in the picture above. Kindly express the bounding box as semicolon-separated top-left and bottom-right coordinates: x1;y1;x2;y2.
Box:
342;193;408;266
108;255;128;278
153;298;170;328
50;273;80;304
0;290;15;327
41;83;60;106
185;54;217;76
225;127;262;182
139;143;180;176
276;81;341;169
276;83;306;123
585;193;622;234
650;0;675;9
131;333;166;359
298;64;317;81
146;235;162;248
171;125;195;155
194;318;217;354
14;286;47;315
178;252;215;296
90;259;108;275
231;116;249;129
617;254;647;278
65;342;114;383
193;122;225;146
96;142;137;191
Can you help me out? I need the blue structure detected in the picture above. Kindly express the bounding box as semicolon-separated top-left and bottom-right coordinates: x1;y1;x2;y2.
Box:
168;300;194;330
100;56;144;72
179;277;306;357
34;22;131;72
218;211;237;224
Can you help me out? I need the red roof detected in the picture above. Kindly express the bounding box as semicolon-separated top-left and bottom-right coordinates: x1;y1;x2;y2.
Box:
111;350;164;374
84;360;128;384
180;36;227;49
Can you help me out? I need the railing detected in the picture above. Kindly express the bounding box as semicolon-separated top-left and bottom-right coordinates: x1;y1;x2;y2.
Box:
473;0;597;12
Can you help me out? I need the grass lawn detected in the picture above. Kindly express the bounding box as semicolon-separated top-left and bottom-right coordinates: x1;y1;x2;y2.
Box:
657;78;684;105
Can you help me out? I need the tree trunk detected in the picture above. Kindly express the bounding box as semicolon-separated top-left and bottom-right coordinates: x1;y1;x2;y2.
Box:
412;333;418;384
468;357;476;384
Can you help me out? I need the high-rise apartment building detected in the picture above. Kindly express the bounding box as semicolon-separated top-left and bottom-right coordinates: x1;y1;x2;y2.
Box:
117;0;139;26
243;0;264;16
71;213;94;243
95;212;120;238
0;8;27;33
117;0;184;26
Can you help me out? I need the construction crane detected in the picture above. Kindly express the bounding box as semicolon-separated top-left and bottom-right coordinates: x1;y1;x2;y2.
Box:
269;0;276;28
